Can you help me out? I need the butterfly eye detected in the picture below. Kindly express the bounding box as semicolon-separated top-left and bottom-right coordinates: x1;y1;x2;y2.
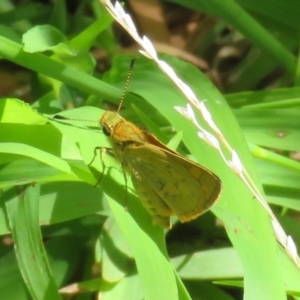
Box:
102;124;112;136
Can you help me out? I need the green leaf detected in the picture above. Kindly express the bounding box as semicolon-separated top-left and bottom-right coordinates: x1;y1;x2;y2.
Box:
105;55;287;299
22;25;77;56
5;184;60;300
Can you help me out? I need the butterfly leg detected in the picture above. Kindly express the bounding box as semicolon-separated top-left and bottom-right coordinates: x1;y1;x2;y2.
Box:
121;163;129;211
88;147;110;187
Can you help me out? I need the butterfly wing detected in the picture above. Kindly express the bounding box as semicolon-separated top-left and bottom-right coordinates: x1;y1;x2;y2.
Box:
124;142;222;224
130;172;172;228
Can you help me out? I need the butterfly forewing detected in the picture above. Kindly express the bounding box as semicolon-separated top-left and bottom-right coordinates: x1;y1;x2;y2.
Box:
124;142;221;223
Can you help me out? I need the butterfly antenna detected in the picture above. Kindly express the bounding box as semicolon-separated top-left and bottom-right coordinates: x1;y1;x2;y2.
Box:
117;57;136;112
53;115;96;123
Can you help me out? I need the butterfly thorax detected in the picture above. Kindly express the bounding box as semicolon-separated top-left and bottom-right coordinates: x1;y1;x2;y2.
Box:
101;111;149;142
100;111;150;164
